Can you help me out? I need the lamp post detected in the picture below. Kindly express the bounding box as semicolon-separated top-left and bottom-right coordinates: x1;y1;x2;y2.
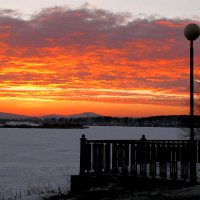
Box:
184;23;200;182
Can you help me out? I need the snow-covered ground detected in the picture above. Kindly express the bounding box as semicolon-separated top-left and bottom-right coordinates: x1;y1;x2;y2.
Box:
0;126;185;198
4;121;41;127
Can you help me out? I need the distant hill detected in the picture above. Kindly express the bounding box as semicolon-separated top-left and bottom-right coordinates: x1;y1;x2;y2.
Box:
40;112;102;119
0;112;30;119
40;114;66;119
66;112;102;118
0;112;198;128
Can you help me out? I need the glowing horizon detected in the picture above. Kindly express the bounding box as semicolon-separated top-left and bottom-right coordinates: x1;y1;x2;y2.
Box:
0;6;199;117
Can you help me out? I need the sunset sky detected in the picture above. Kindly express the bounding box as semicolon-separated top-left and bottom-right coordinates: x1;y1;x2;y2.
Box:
0;0;200;117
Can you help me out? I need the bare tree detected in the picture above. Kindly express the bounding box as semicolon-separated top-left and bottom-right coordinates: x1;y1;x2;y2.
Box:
181;82;200;139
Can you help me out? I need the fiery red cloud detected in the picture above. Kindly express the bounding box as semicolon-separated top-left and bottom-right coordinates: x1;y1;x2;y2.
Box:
0;7;198;116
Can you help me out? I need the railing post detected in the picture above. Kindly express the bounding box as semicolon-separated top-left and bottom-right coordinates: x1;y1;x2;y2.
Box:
140;135;147;176
80;134;87;175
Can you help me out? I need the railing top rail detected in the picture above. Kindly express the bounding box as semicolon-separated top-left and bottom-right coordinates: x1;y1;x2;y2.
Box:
85;139;197;143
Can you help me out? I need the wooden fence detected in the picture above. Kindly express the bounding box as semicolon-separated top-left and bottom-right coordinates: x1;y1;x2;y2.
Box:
80;135;200;181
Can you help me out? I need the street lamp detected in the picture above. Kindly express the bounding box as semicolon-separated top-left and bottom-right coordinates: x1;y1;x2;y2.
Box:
184;23;200;183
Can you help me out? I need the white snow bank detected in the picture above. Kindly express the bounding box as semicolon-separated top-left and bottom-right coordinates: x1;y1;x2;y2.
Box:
4;121;41;127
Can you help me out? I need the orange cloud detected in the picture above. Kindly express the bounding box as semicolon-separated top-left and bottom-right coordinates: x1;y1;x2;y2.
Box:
0;7;198;116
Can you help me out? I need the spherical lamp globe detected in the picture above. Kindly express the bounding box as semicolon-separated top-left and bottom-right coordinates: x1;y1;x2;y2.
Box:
184;23;200;41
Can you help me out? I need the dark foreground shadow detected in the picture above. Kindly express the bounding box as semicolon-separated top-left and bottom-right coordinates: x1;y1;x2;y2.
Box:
45;177;200;200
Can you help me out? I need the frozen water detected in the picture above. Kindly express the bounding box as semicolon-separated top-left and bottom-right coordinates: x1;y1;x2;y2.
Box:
0;126;184;196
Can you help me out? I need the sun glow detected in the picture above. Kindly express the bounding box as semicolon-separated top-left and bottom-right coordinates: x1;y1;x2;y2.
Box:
0;8;196;116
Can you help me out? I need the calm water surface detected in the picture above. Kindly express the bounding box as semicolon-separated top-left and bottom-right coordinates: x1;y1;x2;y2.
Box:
0;126;185;193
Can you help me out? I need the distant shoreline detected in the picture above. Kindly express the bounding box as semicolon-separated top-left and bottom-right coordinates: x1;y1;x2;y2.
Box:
0;125;189;128
0;124;88;129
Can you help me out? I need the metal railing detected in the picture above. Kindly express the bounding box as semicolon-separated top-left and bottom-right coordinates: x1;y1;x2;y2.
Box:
80;135;200;181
